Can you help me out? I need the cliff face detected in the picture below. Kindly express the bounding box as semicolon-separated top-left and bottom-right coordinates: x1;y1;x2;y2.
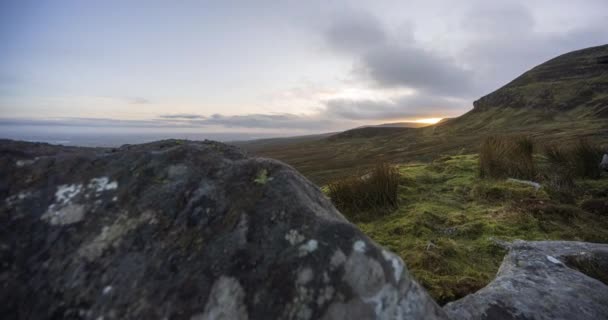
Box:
0;139;446;319
473;44;608;116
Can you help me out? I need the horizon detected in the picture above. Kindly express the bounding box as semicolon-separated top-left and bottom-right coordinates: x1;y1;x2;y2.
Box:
1;0;607;145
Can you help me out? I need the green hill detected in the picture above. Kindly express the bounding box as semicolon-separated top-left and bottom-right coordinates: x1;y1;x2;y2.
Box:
243;44;608;184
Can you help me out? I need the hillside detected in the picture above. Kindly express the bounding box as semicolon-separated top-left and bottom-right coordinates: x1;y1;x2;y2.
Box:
244;44;608;185
473;44;608;114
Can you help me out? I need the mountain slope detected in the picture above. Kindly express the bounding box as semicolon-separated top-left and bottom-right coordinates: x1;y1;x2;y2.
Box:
248;45;608;184
474;44;608;114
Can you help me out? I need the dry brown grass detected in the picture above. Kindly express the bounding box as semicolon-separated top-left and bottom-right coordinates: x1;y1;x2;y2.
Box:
479;135;535;179
327;162;399;217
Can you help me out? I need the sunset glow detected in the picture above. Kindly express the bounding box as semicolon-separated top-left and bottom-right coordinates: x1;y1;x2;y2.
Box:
413;118;443;124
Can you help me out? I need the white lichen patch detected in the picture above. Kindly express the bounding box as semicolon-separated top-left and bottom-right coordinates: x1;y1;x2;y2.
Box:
102;286;113;295
382;250;404;282
4;192;32;207
40;184;86;225
88;177;118;193
343;252;385;298
78;213;153;261
353;240;366;253
546;255;562;265
195;276;248;320
16;159;35;167
285;229;305;245
362;284;400;318
55;184;83;204
330;250;346;269
299;239;318;256
41;203;86;225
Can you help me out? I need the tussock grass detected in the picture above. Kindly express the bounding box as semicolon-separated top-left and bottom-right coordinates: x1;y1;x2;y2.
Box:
327;162;399;218
543;139;604;202
572;140;604;179
479;135;535;179
544;139;603;179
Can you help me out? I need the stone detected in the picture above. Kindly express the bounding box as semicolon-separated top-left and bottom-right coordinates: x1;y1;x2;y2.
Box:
600;154;608;172
0;139;446;319
444;240;608;320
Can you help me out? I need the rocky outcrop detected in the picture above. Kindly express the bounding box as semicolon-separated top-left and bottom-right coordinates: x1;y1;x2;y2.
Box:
0;139;446;320
444;240;608;320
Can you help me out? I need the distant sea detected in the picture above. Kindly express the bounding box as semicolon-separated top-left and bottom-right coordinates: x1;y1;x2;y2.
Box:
0;125;282;147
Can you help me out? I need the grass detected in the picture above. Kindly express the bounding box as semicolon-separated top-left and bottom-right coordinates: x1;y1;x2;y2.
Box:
327;162;399;219
243;106;608;185
333;154;608;305
479;135;535;179
544;140;604;180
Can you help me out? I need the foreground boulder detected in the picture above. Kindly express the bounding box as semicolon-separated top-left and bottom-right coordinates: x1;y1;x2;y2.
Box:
444;240;608;320
0;139;446;320
601;154;608;172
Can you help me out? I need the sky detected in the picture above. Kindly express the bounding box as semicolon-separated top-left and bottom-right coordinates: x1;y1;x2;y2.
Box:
1;0;607;143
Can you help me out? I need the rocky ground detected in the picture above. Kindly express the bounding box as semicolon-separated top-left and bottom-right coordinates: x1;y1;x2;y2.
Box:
1;139;445;319
1;139;607;319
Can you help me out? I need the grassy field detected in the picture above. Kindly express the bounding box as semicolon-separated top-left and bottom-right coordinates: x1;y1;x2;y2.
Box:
329;154;608;304
246;106;608;185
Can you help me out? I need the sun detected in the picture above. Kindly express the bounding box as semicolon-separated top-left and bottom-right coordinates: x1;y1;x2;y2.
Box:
413;118;443;124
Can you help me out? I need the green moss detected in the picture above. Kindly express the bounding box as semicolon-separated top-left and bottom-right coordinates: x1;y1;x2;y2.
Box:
344;155;608;304
254;169;270;185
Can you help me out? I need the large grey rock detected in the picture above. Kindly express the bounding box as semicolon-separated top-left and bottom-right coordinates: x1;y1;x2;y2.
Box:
0;139;446;320
600;154;608;171
444;240;608;320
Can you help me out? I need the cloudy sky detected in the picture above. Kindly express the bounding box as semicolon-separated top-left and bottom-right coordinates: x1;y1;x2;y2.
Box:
1;0;607;140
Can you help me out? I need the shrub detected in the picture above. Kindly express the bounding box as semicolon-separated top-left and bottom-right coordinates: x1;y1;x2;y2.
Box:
571;140;604;179
479;135;535;179
543;140;604;179
580;198;608;215
327;162;399;217
543;145;577;202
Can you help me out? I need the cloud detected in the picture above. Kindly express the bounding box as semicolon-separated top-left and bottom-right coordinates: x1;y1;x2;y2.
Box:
159;113;205;119
0;117;169;128
0;114;340;131
325;10;387;54
359;45;473;96
322;10;474;98
128;97;151;104
188;113;335;130
323;93;466;120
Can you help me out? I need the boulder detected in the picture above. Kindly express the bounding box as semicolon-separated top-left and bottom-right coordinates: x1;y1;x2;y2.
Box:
600;153;608;172
444;240;608;320
0;139;446;320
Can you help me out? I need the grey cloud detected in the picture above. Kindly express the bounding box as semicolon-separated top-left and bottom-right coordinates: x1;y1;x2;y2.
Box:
461;3;534;35
0;117;169;128
323;10;474;97
360;45;474;96
325;10;387;54
323;93;466;121
159;113;206;119
191;113;335;130
0;115;336;131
